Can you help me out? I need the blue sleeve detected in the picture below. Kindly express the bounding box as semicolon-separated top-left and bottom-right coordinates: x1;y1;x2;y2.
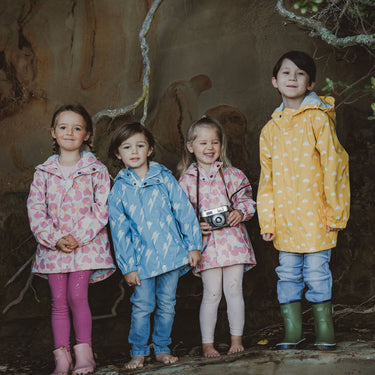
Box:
166;174;202;252
108;183;138;275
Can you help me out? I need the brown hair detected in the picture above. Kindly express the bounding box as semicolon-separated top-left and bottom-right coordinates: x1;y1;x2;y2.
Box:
108;122;155;168
51;104;93;154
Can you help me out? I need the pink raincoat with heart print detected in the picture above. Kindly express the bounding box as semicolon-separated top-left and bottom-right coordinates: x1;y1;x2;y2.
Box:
27;152;116;283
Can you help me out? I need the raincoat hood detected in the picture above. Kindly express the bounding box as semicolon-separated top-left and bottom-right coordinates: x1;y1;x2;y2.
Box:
272;92;336;129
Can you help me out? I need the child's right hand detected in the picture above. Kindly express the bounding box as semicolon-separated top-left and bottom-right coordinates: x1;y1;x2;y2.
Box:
125;271;141;287
56;238;75;253
200;221;212;236
262;233;275;241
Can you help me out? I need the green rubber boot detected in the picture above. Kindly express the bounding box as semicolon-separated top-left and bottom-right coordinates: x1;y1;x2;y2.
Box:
276;301;305;350
312;301;336;350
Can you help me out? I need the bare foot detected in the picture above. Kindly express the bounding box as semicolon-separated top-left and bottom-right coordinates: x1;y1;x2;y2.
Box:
125;356;144;369
202;343;220;358
155;352;178;365
228;335;244;355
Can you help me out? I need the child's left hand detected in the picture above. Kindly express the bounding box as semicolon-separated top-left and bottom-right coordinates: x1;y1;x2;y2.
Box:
188;250;202;267
326;225;343;232
228;209;244;227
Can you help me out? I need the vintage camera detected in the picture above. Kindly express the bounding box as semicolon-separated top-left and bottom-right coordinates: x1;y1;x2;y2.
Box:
201;205;230;230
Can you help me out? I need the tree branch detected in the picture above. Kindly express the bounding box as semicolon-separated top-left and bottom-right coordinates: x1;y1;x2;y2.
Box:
275;0;375;48
92;0;163;125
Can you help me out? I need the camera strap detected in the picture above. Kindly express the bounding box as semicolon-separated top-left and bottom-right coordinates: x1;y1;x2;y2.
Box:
195;166;232;220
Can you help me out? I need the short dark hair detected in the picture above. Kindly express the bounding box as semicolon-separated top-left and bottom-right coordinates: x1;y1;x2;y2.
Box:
273;51;316;84
108;122;155;163
51;104;93;153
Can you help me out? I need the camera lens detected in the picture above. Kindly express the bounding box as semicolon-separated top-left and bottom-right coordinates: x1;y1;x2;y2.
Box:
213;214;225;226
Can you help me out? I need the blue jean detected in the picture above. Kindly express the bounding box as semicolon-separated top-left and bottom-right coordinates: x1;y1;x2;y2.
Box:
276;250;332;305
128;268;180;357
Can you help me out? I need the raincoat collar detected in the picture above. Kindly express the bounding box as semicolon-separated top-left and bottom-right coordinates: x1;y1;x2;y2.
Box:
185;161;224;177
273;91;334;116
114;161;170;186
36;151;99;176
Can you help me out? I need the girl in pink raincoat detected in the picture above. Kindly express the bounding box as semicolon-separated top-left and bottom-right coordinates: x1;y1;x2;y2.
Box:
178;116;256;358
27;104;116;375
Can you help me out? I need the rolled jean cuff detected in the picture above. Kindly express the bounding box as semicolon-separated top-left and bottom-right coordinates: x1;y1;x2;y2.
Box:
130;348;150;357
153;345;171;355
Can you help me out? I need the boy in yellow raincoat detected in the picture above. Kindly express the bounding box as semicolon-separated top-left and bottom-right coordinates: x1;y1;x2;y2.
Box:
257;51;350;350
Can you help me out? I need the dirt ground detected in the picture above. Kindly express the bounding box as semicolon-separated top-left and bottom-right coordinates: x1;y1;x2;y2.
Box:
1;313;375;375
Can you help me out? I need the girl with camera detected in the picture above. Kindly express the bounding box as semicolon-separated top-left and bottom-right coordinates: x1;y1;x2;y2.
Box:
107;122;202;370
178;116;256;358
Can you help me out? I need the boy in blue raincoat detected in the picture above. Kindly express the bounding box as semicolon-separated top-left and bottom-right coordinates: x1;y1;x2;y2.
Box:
108;122;202;369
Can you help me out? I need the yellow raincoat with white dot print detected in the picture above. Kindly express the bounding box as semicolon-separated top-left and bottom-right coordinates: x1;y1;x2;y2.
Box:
257;92;350;253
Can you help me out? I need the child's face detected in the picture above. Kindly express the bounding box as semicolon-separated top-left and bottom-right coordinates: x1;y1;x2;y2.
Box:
51;111;90;152
187;126;221;172
116;132;153;177
272;58;315;109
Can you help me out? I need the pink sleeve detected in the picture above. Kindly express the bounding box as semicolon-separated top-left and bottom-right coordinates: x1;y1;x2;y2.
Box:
27;170;63;249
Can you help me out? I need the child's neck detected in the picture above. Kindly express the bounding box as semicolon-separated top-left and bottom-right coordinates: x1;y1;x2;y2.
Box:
58;150;82;166
198;162;214;174
282;96;305;110
132;164;149;180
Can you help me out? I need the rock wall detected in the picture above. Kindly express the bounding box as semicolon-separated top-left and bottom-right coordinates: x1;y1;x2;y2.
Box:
1;0;374;351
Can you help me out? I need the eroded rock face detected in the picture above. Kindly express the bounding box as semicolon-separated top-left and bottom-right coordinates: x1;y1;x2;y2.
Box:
0;0;373;354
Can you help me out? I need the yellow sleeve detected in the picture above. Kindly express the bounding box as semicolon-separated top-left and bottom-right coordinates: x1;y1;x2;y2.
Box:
257;125;276;234
313;111;350;228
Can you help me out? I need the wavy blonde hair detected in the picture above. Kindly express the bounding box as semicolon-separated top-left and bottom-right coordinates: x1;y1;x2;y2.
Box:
177;116;231;177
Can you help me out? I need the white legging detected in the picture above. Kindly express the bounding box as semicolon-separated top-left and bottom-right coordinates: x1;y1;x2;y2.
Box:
200;264;245;344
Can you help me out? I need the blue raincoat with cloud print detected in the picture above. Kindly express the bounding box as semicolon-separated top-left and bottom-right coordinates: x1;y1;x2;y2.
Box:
108;162;202;280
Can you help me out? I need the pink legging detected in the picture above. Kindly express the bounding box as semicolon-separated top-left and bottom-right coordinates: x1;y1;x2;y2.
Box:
200;265;245;344
48;271;92;351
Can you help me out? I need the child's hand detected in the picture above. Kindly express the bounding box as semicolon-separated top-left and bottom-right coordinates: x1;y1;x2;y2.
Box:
56;238;74;253
262;233;275;241
188;250;202;267
64;234;79;249
200;221;212;236
228;209;244;227
326;225;343;232
125;271;141;287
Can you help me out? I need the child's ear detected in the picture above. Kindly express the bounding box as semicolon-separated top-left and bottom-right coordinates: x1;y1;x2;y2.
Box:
307;81;316;92
186;142;194;153
272;77;279;89
51;128;56;139
147;146;154;157
83;132;91;142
